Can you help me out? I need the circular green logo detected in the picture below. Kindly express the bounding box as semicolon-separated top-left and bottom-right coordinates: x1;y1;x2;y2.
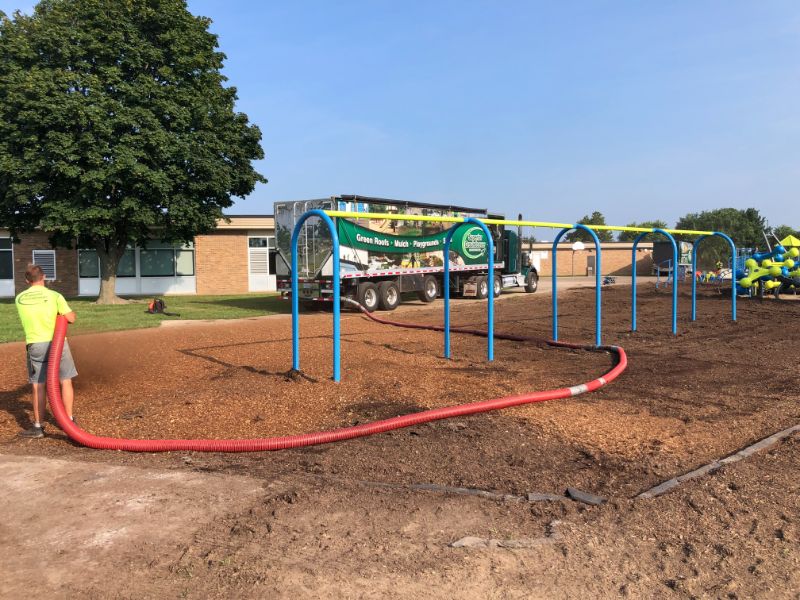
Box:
461;226;487;260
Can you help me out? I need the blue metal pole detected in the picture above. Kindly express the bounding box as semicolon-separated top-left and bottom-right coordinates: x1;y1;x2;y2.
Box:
690;232;737;323
631;232;645;332
552;225;602;346
551;230;566;341
291;227;300;370
443;218;495;361
654;228;679;335
731;246;737;322
691;236;702;321
715;232;737;322
485;220;495;361
592;230;603;346
443;224;455;359
291;209;342;382
332;226;341;380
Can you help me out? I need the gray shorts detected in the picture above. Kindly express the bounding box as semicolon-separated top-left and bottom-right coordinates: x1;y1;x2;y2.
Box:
26;340;78;384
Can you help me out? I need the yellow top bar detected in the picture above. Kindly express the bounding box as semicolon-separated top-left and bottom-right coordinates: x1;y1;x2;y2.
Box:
323;210;714;236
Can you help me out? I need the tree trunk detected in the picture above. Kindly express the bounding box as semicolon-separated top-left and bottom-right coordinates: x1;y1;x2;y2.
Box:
96;242;127;305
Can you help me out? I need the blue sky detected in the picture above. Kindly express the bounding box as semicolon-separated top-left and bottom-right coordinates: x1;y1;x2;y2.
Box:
3;1;799;237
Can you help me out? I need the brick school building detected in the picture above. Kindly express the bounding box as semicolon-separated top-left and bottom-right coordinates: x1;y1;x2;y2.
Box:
0;215;276;298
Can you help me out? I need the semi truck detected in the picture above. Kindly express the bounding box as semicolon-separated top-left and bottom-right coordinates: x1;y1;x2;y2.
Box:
274;195;539;311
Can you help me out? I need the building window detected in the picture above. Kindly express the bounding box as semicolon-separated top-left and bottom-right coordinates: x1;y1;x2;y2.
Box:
78;250;100;278
140;246;175;277
0;238;12;280
118;249;136;277
32;250;56;280
248;237;276;276
140;242;194;277
79;249;136;278
175;248;195;276
248;237;276;248
77;242;195;279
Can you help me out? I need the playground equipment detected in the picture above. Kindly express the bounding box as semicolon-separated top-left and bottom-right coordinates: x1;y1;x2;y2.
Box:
443;218;495;360
43;207;736;453
551;224;603;345
778;235;800;296
632;229;679;335
735;241;800;298
290;210;730;381
691;233;737;321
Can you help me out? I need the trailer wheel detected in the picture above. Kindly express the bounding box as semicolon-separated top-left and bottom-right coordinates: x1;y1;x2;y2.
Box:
417;275;439;303
378;281;401;311
357;282;380;312
493;275;502;297
524;271;539;293
476;276;489;299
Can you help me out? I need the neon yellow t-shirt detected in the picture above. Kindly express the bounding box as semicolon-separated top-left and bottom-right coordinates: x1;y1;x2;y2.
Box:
15;286;72;344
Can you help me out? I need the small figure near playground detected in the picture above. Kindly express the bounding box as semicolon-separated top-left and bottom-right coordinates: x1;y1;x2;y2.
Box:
15;264;78;438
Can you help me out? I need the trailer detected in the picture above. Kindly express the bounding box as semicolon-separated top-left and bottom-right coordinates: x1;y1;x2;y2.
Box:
274;195;539;311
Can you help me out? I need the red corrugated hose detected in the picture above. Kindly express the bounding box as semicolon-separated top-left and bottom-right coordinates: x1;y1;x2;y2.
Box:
46;309;627;452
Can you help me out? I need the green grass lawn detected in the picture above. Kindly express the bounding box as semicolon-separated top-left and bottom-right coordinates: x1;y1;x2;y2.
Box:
0;293;289;344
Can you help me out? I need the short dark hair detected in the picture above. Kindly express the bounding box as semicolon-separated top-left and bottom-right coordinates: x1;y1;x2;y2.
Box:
25;264;45;283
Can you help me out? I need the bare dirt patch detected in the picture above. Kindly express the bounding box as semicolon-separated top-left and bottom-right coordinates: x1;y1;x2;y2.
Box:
0;285;797;598
0;455;263;598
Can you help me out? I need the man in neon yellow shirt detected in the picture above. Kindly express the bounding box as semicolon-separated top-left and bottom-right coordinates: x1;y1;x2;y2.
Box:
15;264;78;438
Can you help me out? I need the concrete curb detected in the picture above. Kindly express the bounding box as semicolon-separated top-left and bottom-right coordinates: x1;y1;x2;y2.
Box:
637;424;800;499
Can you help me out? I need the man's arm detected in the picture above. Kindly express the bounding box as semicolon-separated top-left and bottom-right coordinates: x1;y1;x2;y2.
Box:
55;293;76;324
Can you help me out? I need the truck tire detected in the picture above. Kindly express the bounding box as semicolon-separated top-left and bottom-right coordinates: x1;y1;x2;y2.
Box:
417;275;439;303
357;282;380;312
524;271;539;293
476;276;489;299
378;281;401;311
493;275;502;297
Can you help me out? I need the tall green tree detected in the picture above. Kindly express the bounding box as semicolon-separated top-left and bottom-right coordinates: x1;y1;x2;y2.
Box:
773;224;799;243
674;208;768;267
0;0;265;303
674;208;767;247
616;220;668;242
565;211;614;243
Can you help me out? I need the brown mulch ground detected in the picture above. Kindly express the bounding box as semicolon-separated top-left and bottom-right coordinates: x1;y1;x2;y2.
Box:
1;285;798;598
